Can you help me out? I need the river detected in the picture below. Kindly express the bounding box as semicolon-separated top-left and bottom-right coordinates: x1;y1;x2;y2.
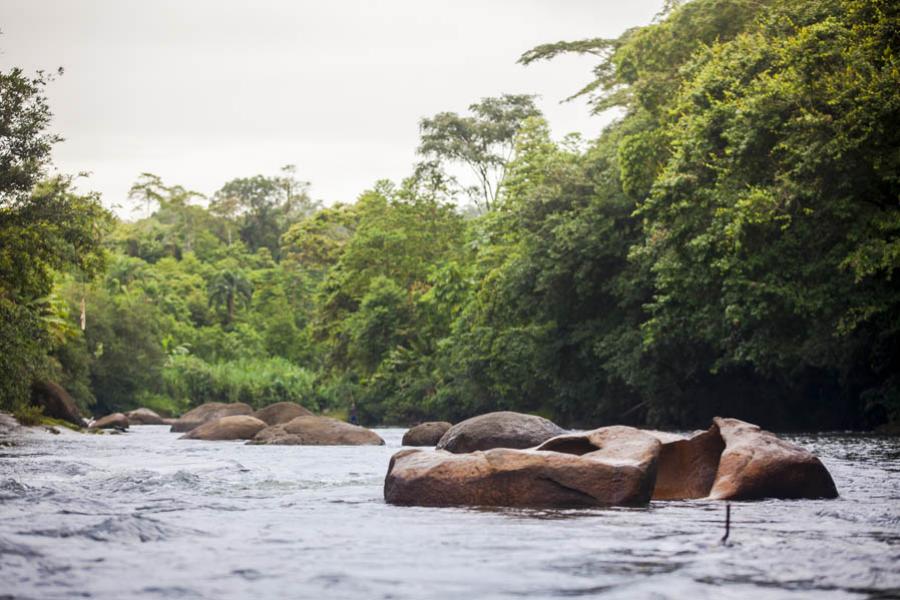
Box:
0;426;898;599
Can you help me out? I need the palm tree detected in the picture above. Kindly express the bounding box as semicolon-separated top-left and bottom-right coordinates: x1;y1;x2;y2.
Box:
208;270;253;325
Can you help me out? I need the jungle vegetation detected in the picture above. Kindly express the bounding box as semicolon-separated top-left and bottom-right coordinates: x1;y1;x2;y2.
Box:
1;0;897;430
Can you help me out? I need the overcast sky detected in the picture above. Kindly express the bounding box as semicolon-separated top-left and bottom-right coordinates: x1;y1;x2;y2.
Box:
2;0;663;215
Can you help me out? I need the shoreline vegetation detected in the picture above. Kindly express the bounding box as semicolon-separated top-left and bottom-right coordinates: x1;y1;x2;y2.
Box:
2;0;899;434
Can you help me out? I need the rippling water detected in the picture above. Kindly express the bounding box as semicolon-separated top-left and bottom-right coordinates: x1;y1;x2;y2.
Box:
0;426;898;599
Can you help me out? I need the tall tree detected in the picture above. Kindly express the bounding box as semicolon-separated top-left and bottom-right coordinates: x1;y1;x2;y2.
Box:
208;269;253;325
0;66;109;410
210;165;320;257
417;94;541;212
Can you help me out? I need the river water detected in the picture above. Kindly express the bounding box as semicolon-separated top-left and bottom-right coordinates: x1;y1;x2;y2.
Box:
0;426;897;599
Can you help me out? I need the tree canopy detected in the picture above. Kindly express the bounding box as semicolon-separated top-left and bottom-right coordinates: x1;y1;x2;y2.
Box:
2;0;897;430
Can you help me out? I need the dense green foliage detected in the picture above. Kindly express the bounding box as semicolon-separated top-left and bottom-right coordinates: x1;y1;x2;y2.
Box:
2;0;897;429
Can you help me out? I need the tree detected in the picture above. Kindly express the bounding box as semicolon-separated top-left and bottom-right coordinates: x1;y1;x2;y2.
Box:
0;65;109;411
210;165;320;257
417;94;541;212
208;269;253;325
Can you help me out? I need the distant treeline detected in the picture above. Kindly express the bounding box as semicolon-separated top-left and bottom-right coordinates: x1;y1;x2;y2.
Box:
1;0;897;430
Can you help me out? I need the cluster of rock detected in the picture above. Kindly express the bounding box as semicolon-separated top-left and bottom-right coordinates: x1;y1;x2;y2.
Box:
27;380;183;432
386;412;838;507
172;401;384;446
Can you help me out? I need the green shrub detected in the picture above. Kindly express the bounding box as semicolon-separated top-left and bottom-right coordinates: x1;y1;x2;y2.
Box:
13;404;44;426
163;355;318;411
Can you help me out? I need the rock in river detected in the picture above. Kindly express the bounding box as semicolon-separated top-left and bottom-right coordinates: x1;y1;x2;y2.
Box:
646;417;838;500
252;402;313;426
90;413;129;431
169;402;253;433
180;415;268;441
435;411;566;453
385;425;660;507
648;427;725;500
249;416;384;446
386;417;839;507
30;381;85;427
708;417;838;500
125;407;166;425
402;421;452;446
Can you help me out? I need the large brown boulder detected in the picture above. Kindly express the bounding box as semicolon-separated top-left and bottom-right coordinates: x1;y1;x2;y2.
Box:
402;421;452;446
248;416;384;446
648;427;725;500
385;425;660;507
125;407;166;425
90;413;129;430
708;417;838;500
30;381;84;427
436;411;566;453
252;402;313;426
169;402;253;433
180;415;267;441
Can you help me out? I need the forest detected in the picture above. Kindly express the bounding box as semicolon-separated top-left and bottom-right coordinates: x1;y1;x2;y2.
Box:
1;0;897;431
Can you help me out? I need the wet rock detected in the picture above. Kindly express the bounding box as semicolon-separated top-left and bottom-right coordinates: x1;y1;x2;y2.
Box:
648;427;725;500
180;415;267;441
386;426;660;507
0;412;20;437
252;402;313;426
90;413;129;431
169;402;253;433
436;411;566;453
402;422;452;446
30;381;84;427
125;408;166;425
708;417;838;500
248;416;384;446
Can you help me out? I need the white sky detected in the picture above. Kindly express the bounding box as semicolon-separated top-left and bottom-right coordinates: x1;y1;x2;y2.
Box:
1;0;663;215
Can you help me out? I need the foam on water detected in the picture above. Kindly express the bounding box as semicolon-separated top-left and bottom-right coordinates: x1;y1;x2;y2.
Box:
0;425;897;599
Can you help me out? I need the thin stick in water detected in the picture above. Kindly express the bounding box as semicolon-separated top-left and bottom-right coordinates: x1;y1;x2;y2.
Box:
721;502;731;544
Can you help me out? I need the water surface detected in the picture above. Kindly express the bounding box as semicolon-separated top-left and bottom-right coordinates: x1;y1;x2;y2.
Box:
1;426;898;599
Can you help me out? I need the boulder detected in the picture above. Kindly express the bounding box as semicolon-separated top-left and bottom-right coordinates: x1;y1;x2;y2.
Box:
252;402;313;426
125;407;166;425
90;413;129;430
385;425;660;507
647;427;725;500
169;402;253;433
248;416;384;446
708;417;838;500
30;381;84;427
402;421;452;446
0;412;20;436
436;411;566;453
180;415;267;441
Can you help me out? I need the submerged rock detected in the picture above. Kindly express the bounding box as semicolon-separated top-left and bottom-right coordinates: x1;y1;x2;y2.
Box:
90;413;129;431
125;408;165;425
402;422;452;446
180;415;267;441
170;402;253;433
30;381;84;427
436;411;566;453
708;417;838;500
386;425;660;507
252;402;313;426
249;416;384;446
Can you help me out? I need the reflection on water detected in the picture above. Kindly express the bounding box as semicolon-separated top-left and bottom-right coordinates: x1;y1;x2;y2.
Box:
0;426;897;599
